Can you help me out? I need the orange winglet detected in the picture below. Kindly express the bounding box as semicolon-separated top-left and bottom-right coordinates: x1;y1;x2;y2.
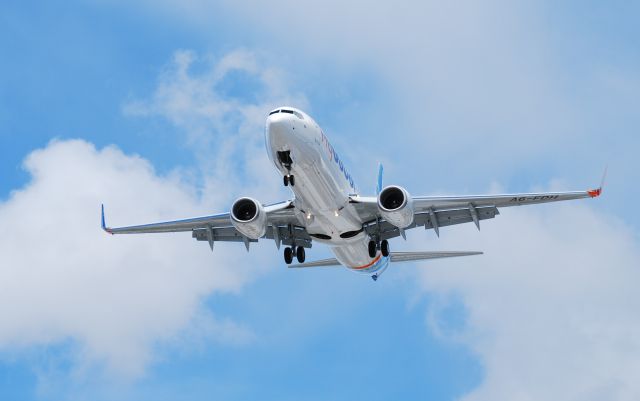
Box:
588;166;608;198
587;188;602;198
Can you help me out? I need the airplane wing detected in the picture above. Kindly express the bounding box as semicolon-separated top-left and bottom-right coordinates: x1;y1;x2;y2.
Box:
102;201;312;249
350;185;602;240
288;251;483;268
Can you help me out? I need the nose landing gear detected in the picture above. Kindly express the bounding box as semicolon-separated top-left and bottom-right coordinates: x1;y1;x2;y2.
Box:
278;151;295;187
283;174;295;187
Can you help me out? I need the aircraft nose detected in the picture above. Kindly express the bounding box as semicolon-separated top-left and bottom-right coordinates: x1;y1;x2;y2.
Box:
266;112;294;146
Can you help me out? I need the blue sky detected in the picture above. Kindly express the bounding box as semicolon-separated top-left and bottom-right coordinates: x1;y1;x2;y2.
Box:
1;1;639;400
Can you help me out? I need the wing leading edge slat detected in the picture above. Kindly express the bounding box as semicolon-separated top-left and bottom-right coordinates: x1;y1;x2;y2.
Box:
101;201;300;239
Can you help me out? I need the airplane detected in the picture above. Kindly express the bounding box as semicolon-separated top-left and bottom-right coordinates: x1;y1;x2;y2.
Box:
102;107;604;281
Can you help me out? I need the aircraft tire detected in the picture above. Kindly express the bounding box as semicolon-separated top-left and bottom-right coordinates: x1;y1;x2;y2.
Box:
284;247;293;264
296;246;305;263
283;175;289;186
368;240;377;258
381;240;390;257
289;175;295;186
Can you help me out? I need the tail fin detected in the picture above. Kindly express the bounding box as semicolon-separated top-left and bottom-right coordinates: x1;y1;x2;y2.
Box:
376;163;384;195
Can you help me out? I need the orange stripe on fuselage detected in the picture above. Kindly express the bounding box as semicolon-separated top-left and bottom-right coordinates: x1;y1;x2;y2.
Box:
352;254;381;270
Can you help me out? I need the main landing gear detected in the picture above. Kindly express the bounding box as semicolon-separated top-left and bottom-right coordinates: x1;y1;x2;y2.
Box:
284;245;305;264
283;174;295;187
368;239;390;258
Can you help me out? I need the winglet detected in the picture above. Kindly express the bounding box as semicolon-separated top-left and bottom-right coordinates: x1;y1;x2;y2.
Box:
101;204;112;234
587;166;608;198
376;163;384;195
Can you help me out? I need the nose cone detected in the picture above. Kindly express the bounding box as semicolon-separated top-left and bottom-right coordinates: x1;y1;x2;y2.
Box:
265;112;294;150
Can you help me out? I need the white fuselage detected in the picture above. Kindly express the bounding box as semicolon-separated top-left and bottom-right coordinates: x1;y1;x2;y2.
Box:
265;107;389;274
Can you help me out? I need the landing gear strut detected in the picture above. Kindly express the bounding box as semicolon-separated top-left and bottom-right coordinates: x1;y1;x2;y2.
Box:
278;151;295;187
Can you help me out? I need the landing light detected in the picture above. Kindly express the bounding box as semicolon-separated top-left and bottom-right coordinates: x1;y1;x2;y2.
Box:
306;212;312;220
334;210;339;217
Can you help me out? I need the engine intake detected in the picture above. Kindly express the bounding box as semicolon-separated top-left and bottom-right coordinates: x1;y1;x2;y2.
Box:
377;185;414;228
230;197;267;239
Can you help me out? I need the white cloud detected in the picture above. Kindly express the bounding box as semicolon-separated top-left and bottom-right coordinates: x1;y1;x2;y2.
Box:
0;139;255;379
123;49;306;146
412;201;640;400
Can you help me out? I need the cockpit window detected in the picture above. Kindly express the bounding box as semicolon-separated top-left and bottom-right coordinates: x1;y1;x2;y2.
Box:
269;109;303;120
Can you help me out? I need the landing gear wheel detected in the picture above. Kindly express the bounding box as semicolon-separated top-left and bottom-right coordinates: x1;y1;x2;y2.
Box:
283;175;289;187
368;240;377;258
289;175;295;186
381;240;390;257
371;274;378;281
284;247;293;264
296;246;305;263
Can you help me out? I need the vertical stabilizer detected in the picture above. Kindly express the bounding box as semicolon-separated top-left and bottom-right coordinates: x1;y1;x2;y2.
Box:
376;163;384;195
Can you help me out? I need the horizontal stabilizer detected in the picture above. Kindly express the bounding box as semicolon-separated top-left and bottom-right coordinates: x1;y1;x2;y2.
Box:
390;251;482;262
288;258;342;268
288;251;482;268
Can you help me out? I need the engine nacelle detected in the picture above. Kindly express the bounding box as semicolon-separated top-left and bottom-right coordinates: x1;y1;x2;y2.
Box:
230;197;267;240
377;185;414;228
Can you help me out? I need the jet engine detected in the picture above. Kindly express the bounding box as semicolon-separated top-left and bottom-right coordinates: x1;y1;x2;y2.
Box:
230;197;267;239
377;185;414;228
